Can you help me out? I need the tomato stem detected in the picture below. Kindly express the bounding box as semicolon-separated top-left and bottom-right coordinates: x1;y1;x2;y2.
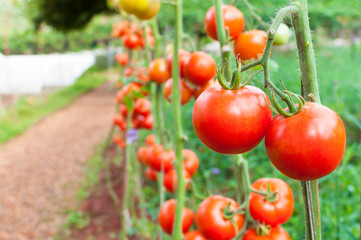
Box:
292;0;322;239
214;0;232;81
171;0;186;239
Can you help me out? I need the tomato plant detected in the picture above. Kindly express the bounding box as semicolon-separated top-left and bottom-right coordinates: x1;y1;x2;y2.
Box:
205;5;245;41
234;30;268;61
182;149;199;176
184;51;216;86
265;102;346;180
166;48;190;77
242;227;291;240
196;195;244;240
192;85;272;154
158;199;195;235
163;168;191;193
163;78;193;105
249;178;294;227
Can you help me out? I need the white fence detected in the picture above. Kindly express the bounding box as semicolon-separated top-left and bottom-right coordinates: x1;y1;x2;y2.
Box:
0;51;96;94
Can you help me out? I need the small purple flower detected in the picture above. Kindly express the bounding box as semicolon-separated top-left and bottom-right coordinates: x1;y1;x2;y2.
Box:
126;128;139;144
212;167;220;175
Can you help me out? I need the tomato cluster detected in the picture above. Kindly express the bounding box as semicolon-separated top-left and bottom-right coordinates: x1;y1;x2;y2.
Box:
112;21;154;50
136;135;199;193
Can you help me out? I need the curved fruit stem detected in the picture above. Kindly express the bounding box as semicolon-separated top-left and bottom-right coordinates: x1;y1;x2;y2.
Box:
172;0;186;239
292;0;322;239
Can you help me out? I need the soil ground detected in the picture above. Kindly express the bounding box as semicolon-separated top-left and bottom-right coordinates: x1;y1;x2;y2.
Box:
0;83;116;239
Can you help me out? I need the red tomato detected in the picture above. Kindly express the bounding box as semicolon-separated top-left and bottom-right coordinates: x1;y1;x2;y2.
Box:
123;33;141;49
163;78;193;105
136;146;150;163
149;58;170;84
114;53;128;66
242;227;291;240
145;167;158;181
124;67;135;77
141;114;154;129
145;134;156;146
119;103;128;117
234;30;267;61
146;145;175;172
205;5;245;41
113;135;126;148
249;178;294;227
166;49;191;77
158;199;195;235
134;99;152;116
192;85;272;154
193;79;217;100
163;169;191;193
113;114;127;131
182;149;199;176
265;102;346;180
184;231;207;240
135;67;150;82
184;51;216;86
196;195;244;240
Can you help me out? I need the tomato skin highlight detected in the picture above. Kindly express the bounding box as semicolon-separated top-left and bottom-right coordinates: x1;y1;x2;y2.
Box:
192;85;272;154
205;5;245;41
234;30;267;61
249;178;294;227
242;227;291;240
158;199;195;235
184;51;216;86
265;102;346;180
196;195;244;240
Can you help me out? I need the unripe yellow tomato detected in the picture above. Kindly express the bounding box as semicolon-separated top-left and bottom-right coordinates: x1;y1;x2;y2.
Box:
135;0;160;20
119;0;150;14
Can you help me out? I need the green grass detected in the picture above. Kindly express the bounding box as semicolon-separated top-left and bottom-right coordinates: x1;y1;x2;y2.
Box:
0;67;108;144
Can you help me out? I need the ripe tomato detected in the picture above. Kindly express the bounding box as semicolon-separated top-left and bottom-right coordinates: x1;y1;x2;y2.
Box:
192;85;272;154
242;227;291;240
135;0;160;20
142;114;154;129
146;145;175;172
119;104;128;117
163;78;193;105
193;79;217;100
184;231;207;240
113;114;126;131
145;134;156;146
135;67;150;82
115;53;128;66
163;169;191;193
166;49;191;77
122;33;141;49
184;51;216;86
273;23;290;46
145;167;158;181
158;199;195;235
113;135;126;148
119;0;150;14
134;99;152;116
124;67;135;77
196;195;244;240
265;102;346;180
205;5;245;41
249;178;294;227
182;149;199;176
149;58;170;84
136;146;150;163
234;30;268;61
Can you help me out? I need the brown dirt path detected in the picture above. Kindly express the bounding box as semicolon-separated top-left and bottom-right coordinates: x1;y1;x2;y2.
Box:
0;83;116;240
